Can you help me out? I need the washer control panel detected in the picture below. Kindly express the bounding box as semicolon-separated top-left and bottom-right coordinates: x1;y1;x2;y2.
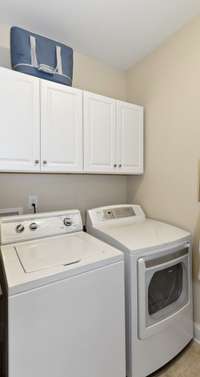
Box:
0;210;83;245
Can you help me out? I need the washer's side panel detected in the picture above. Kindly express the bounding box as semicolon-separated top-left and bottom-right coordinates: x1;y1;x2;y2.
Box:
8;262;126;377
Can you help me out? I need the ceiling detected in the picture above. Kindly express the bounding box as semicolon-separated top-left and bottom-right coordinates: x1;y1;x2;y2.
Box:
1;0;200;70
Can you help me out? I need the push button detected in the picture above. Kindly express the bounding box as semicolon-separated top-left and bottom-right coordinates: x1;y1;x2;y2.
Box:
63;218;72;226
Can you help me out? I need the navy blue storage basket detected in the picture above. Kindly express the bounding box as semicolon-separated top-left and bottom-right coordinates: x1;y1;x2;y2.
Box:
10;27;73;86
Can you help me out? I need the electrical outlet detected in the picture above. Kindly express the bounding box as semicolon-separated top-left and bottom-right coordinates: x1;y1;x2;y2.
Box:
28;195;39;211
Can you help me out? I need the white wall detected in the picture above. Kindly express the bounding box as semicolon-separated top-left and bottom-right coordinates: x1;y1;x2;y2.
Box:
0;24;128;222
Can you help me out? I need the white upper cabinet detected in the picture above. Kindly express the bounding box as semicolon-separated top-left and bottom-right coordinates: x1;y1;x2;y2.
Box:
84;91;144;174
0;68;40;172
41;81;83;172
84;92;117;173
117;101;144;174
0;67;144;175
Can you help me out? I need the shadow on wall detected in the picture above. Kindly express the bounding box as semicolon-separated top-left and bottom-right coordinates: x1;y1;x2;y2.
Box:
193;162;200;281
127;175;144;203
0;47;10;68
193;216;200;280
192;218;200;325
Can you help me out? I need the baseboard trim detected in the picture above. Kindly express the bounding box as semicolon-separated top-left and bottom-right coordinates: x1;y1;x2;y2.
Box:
194;322;200;344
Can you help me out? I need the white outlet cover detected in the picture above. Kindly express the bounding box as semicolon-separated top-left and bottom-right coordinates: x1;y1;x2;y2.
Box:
28;195;38;210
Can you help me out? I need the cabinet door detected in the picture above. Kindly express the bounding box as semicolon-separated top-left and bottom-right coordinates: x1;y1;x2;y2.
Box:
0;68;40;172
41;81;83;172
84;92;117;173
117;101;144;174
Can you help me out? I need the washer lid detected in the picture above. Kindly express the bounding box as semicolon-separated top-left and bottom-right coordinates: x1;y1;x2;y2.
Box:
1;232;123;295
15;237;82;273
96;219;191;252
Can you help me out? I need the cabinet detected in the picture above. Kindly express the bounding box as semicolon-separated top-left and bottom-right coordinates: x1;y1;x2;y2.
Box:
117;101;143;174
0;68;40;172
0;68;144;175
84;92;144;174
41;81;83;172
84;92;116;173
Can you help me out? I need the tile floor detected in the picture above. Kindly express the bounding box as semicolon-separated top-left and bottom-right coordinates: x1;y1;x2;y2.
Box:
151;341;200;377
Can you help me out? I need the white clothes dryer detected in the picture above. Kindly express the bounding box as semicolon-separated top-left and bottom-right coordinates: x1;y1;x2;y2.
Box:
0;210;126;377
87;204;193;377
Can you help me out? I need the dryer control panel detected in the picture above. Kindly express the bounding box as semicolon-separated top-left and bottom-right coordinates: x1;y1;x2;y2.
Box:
103;206;136;220
87;204;146;228
0;210;83;245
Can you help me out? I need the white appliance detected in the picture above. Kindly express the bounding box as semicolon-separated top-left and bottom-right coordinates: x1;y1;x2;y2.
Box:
87;204;193;377
0;210;126;377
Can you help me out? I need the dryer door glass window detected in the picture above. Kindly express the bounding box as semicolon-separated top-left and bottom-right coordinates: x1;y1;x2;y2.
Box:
148;263;183;315
138;245;190;339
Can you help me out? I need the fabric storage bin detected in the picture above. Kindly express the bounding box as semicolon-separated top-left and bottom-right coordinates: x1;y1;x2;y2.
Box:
10;26;73;86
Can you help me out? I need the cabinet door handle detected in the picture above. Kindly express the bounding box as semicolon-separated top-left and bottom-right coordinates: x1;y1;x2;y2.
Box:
34;160;39;164
119;164;122;168
113;164;117;168
43;160;47;165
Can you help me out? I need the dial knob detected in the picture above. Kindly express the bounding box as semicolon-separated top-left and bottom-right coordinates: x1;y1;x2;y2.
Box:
16;224;25;233
63;218;72;227
29;222;38;231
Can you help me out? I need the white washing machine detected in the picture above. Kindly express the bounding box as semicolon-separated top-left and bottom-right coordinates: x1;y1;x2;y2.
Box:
0;209;126;377
87;204;193;377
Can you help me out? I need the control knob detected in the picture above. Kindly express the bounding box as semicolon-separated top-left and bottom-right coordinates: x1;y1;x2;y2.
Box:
29;222;38;231
63;218;72;227
16;224;25;233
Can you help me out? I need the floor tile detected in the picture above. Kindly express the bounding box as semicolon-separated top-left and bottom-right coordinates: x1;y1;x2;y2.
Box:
151;342;200;377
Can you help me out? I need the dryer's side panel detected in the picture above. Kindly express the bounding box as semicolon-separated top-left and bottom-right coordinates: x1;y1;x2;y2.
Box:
8;262;126;377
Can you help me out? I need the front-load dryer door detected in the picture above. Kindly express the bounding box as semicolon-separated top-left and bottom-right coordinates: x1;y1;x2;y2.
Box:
137;242;191;339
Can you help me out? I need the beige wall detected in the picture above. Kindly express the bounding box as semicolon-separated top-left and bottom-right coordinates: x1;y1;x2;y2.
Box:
0;24;127;222
126;15;200;324
0;174;127;224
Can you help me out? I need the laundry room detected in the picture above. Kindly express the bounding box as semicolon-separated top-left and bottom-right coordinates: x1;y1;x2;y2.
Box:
0;2;200;377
